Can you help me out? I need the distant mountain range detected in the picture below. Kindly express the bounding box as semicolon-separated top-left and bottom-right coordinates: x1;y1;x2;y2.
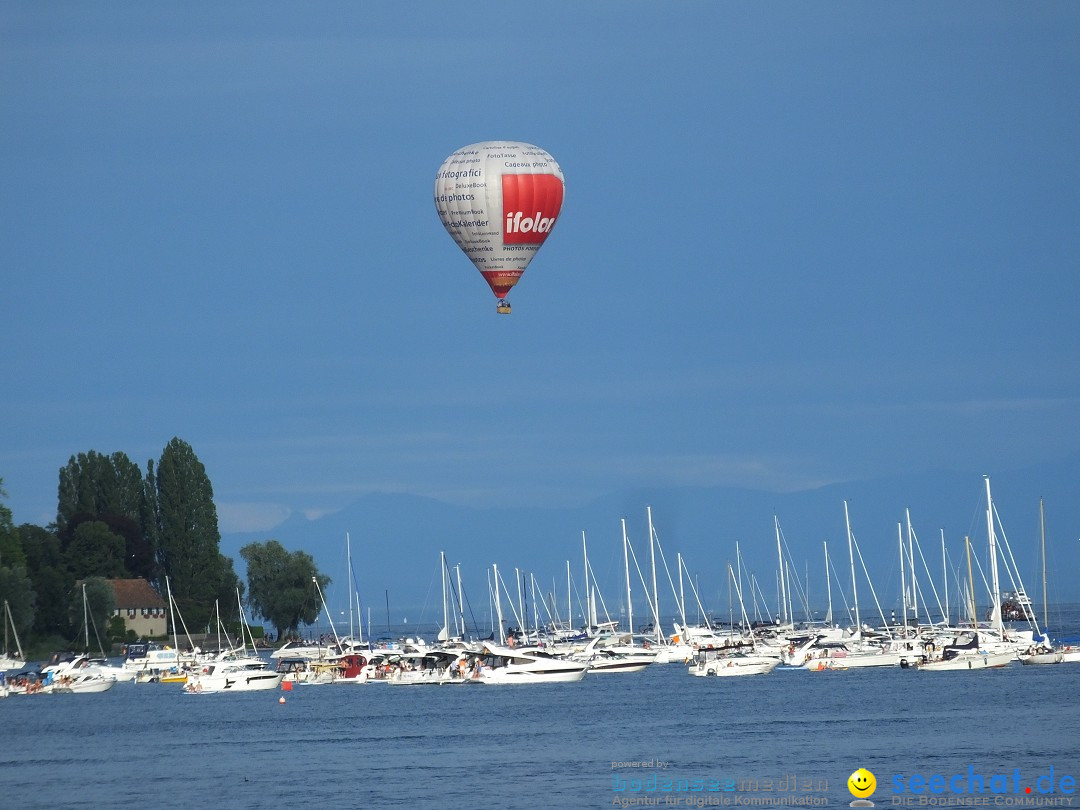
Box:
221;454;1080;631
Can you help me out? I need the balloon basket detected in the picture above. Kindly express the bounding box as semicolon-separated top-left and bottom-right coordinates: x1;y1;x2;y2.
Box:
496;302;512;315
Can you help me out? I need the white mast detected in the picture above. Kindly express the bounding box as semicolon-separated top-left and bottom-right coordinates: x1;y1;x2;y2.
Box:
515;567;525;639
347;532;354;640
898;522;908;632
941;529;949;626
1040;497;1048;631
165;576;180;654
844;500;861;632
775;516;787;625
621;518;633;640
984;476;1003;634
824;541;833;626
566;560;572;631
647;506;661;645
677;552;688;633
906;508;918;622
456;564;466;638
440;551;449;642
492;563;504;644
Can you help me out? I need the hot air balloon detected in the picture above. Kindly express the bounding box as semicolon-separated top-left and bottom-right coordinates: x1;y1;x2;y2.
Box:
434;141;564;314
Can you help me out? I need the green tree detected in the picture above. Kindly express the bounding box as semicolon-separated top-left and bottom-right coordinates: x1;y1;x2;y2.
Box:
67;521;127;579
18;524;69;637
0;480;26;570
69;577;116;652
0;564;36;640
0;482;37;638
56;451;157;582
153;438;239;627
240;540;329;640
57;451;144;535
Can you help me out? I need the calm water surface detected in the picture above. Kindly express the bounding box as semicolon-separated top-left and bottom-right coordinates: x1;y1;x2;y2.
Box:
3;617;1079;809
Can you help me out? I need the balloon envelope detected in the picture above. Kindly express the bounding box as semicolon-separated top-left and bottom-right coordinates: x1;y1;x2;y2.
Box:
434;141;564;305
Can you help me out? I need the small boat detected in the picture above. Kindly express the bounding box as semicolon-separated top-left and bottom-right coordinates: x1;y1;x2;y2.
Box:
386;650;469;685
574;636;655;674
183;659;284;694
473;643;588;684
689;649;779;677
1020;649;1063;666
918;632;1015;671
39;653;118;693
1;600;26;671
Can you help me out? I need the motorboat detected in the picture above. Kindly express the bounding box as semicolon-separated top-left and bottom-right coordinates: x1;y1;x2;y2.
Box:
40;653;118;693
183;659;283;693
574;635;655;674
472;643;588;684
689;648;779;677
386;650;469;685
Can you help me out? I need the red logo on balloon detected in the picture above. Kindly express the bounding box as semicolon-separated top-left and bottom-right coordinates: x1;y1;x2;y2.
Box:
502;173;564;245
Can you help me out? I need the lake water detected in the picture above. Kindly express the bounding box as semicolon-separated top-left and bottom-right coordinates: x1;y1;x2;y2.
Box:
3;612;1079;809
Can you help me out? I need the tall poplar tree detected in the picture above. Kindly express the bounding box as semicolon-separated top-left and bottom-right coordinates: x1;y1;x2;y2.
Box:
152;438;240;627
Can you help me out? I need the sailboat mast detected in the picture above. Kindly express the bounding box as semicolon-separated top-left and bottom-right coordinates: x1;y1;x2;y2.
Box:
457;564;466;638
984;476;1003;634
648;506;661;646
440;551;448;641
898;522;908;633
824;541;833;626
82;582;90;653
347;532;354;640
492;563;504;644
965;536;976;628
906;508;918;622
775;516;787;625
677;552;687;632
1040;497;1048;630
941;529;949;626
621;518;633;639
844;500;861;631
166;576;180;653
566;560;572;631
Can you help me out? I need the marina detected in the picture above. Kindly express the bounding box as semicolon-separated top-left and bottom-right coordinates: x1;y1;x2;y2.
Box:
1;622;1078;807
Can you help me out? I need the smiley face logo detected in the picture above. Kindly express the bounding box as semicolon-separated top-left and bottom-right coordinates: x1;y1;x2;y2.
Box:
848;768;877;799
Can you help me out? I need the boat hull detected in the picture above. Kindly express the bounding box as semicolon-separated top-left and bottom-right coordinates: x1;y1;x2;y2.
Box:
184;671;284;694
919;651;1015;671
691;659;779;677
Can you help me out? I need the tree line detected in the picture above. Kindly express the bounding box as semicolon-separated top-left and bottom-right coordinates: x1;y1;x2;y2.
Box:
0;437;329;654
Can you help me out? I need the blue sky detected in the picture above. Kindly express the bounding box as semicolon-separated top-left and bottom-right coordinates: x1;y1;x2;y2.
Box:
2;3;1079;548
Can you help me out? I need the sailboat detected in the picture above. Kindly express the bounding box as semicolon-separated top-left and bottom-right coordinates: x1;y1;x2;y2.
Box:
920;488;1015;672
1020;498;1066;665
1;600;26;671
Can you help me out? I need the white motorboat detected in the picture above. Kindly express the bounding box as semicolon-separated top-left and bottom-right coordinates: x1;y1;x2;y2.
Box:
473;643;588;684
802;644;906;671
183;660;283;693
123;642;185;679
387;650;469;685
575;636;655;674
40;653;118;693
584;648;655;674
690;649;779;677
